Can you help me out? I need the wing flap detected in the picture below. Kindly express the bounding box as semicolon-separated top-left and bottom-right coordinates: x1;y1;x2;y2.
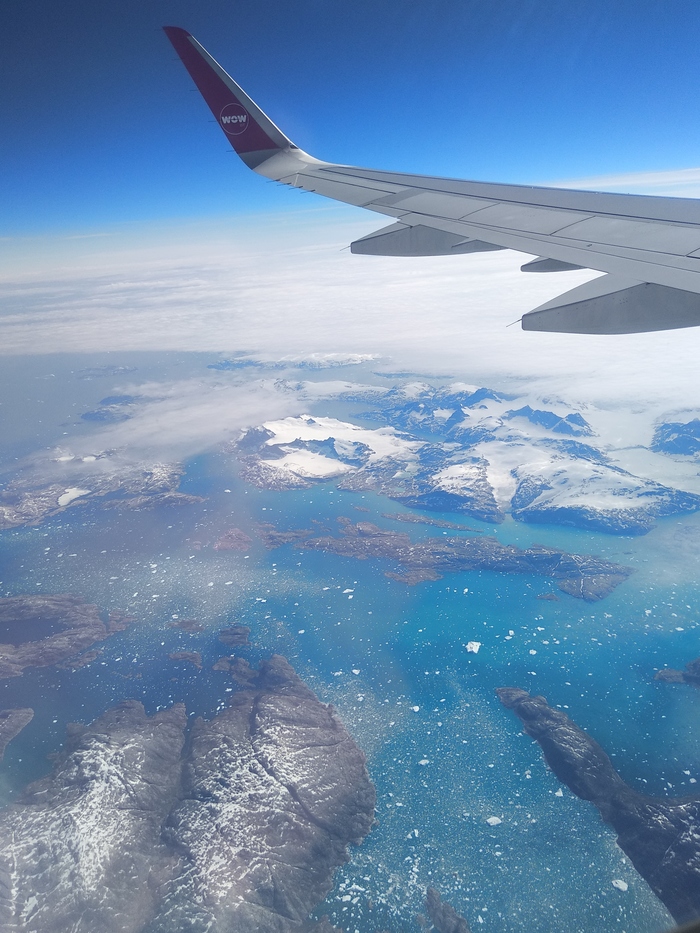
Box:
521;275;700;334
521;257;584;272
350;223;504;256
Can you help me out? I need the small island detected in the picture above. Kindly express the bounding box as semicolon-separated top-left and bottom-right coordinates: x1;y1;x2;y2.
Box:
214;527;253;550
655;657;700;687
217;624;251;647
167;651;202;669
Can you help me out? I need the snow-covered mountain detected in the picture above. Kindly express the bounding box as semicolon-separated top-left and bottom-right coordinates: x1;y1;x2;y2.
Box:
236;382;700;535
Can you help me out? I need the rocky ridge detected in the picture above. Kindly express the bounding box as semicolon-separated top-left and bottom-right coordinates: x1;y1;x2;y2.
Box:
0;656;375;933
651;418;700;456
497;687;700;924
0;700;187;933
0;709;34;761
423;887;471;933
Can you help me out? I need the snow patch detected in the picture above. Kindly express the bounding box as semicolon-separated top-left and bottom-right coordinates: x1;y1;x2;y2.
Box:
58;487;91;507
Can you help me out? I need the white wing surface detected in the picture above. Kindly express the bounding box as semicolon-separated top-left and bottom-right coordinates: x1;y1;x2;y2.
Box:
164;27;700;334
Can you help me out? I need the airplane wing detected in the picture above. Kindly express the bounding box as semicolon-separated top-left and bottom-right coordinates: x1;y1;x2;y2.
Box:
164;26;700;334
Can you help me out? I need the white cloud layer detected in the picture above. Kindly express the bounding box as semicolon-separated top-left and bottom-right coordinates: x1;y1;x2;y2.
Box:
2;208;700;422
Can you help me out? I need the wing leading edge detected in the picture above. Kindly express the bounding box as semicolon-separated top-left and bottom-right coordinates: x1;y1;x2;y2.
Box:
164;26;700;334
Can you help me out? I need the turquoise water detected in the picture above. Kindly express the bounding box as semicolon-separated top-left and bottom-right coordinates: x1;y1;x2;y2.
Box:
0;362;697;932
1;471;696;932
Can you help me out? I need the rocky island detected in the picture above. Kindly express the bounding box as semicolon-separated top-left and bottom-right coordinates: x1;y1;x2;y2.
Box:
258;518;631;601
0;595;136;677
213;527;254;551
0;656;375;933
655;657;700;687
217;624;251;648
497;687;700;924
167;651;202;669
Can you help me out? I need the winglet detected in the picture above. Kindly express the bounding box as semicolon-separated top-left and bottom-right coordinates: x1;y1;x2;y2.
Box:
163;26;296;169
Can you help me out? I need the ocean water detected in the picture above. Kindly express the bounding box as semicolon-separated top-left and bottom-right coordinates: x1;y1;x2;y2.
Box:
0;356;697;932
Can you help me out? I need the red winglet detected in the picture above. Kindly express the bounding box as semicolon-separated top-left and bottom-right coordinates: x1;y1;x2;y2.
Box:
164;26;290;163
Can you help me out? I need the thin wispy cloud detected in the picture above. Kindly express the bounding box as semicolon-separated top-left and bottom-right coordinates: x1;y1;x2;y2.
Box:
552;166;700;198
68;378;305;463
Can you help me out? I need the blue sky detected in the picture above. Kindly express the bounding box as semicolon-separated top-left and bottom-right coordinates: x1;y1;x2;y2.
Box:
3;0;700;509
3;0;700;235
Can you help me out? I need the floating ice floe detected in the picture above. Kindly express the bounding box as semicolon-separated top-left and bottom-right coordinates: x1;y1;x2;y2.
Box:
612;879;629;892
466;641;481;654
418;759;430;766
486;816;502;826
57;487;91;507
555;788;564;797
411;705;420;712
